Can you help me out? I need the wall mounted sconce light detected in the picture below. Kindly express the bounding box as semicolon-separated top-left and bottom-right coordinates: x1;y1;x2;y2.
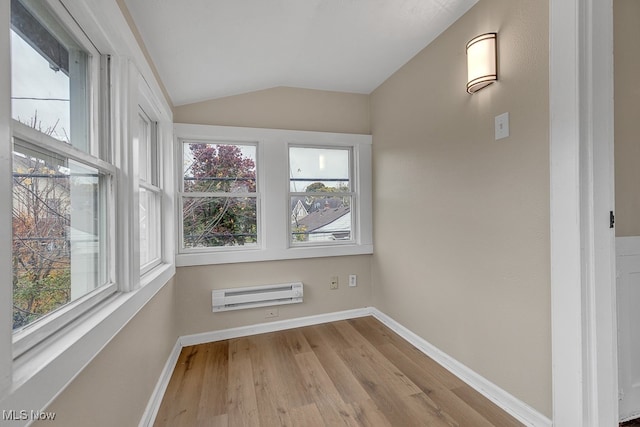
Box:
466;32;497;94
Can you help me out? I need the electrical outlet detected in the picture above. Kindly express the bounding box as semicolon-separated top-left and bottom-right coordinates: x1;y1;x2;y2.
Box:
330;276;339;290
349;274;357;287
265;308;279;318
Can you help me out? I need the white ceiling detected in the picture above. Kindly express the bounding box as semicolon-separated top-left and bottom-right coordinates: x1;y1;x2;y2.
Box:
123;0;478;106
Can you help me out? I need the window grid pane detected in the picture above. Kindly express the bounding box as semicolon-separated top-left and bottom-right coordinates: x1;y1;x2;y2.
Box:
182;196;258;249
181;141;258;250
289;147;351;192
140;187;160;268
9;0;112;342
10;0;91;152
183;142;256;193
138;107;161;272
289;146;353;245
12;144;108;331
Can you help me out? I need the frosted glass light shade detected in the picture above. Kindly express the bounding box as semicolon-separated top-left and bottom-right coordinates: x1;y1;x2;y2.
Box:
466;33;497;94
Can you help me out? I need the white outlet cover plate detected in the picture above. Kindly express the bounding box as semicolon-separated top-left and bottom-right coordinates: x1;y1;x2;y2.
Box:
495;112;509;140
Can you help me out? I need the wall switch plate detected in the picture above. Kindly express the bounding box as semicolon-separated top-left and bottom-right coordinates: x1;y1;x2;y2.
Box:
348;274;357;287
495;112;509;140
330;276;339;290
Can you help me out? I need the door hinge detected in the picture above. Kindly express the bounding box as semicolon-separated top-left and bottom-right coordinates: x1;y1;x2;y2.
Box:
610;211;615;229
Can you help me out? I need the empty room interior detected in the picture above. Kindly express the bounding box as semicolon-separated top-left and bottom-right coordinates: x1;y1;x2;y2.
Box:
0;0;635;426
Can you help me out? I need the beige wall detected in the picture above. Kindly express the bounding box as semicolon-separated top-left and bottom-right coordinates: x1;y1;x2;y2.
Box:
370;0;551;417
34;279;177;427
174;87;373;335
173;86;370;134
614;0;640;237
177;256;371;335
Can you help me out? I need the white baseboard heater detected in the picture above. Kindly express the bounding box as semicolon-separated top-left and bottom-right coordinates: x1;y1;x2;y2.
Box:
212;282;304;312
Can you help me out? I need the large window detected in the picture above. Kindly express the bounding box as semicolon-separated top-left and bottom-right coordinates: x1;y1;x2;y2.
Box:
175;124;372;266
1;0;175;414
180;141;258;250
10;0;114;353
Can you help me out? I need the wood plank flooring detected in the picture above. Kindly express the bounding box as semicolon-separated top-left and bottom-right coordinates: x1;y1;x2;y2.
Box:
154;316;524;427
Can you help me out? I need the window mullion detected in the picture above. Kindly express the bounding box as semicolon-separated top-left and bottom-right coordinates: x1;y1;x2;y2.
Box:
181;191;256;198
139;180;161;193
13;121;116;175
113;58;140;293
289;191;355;197
0;0;13;396
68;46;89;153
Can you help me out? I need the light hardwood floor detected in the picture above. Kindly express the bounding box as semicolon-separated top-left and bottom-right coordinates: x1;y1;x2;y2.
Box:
154;316;524;426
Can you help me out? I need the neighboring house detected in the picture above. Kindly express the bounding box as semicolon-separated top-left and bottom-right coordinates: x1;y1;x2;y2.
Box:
290;199;308;224
12;150;71;250
294;205;351;241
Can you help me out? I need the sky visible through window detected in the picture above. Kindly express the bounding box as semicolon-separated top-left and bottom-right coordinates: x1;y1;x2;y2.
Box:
289;147;350;192
11;29;71;142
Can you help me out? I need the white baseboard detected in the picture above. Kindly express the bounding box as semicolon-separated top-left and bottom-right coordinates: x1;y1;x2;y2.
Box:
138;340;182;427
370;308;552;427
141;307;551;427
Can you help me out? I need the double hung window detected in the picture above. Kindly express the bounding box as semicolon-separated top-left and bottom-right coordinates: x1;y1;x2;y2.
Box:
1;0;175;412
289;146;353;244
10;0;114;354
175;124;372;266
138;107;162;273
179;141;258;250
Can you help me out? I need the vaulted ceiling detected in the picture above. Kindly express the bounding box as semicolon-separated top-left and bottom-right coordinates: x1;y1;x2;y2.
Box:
123;0;478;106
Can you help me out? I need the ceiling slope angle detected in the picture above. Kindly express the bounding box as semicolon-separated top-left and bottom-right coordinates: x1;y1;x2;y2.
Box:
124;0;478;106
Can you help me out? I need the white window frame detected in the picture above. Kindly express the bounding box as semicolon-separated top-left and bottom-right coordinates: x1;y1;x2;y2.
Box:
9;0;116;358
10;0;102;156
11;125;117;358
178;139;260;253
137;105;163;275
175;123;373;267
1;0;12;396
0;0;175;417
288;145;356;247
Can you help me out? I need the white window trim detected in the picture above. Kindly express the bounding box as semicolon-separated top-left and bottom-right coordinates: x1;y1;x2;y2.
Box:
288;145;356;247
139;185;163;275
550;0;618;425
178;139;260;253
175;123;373;267
137;88;164;276
10;0;117;358
0;0;13;398
0;0;175;421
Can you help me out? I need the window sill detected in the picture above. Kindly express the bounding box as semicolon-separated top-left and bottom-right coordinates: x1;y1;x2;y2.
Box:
1;263;175;422
175;244;374;266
